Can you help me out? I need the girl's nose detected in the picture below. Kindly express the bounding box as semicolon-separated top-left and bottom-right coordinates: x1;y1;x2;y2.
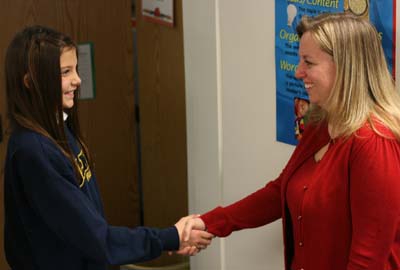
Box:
73;73;82;86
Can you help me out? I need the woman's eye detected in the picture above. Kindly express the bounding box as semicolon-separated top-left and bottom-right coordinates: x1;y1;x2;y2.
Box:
305;60;313;66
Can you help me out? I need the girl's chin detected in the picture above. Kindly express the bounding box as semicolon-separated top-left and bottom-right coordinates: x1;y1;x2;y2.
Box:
62;102;74;109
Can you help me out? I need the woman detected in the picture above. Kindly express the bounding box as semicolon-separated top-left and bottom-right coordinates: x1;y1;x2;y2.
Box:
183;12;400;270
3;26;211;270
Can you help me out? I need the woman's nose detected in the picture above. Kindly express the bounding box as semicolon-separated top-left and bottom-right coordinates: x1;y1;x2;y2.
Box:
295;63;305;79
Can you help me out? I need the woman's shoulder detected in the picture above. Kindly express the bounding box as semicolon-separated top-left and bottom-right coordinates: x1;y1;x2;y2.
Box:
344;120;400;168
349;120;399;156
355;119;396;140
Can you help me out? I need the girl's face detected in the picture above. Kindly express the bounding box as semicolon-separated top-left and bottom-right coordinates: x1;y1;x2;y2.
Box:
295;32;336;108
60;47;81;109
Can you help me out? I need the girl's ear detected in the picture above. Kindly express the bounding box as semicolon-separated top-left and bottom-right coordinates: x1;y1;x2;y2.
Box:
23;74;30;88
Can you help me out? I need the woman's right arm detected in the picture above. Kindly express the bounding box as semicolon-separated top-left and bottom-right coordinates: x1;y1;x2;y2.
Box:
200;178;282;237
182;176;283;240
181;123;325;239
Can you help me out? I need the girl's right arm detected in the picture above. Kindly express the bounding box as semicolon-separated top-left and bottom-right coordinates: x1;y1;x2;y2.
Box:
9;133;179;265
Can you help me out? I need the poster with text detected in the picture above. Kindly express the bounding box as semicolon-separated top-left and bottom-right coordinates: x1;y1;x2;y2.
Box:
275;0;396;145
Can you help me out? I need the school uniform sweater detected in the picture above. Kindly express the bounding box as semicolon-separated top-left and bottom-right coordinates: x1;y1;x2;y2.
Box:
201;121;400;270
4;126;179;270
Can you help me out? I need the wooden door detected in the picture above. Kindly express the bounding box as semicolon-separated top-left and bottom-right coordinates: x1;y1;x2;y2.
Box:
0;1;139;268
134;0;189;267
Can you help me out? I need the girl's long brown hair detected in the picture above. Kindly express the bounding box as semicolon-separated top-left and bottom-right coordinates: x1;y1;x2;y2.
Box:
5;25;92;185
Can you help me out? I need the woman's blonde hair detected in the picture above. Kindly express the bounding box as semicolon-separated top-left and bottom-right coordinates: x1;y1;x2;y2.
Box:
296;12;400;139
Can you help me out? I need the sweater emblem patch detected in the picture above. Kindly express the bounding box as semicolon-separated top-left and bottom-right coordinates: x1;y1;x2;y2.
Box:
76;150;92;187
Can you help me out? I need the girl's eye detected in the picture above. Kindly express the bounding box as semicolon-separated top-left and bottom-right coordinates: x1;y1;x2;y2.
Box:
61;69;70;75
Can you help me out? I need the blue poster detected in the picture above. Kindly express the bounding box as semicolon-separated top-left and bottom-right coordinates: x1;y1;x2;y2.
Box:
275;0;396;145
369;0;396;74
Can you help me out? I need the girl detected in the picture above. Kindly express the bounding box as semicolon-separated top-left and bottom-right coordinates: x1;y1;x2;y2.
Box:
3;25;211;270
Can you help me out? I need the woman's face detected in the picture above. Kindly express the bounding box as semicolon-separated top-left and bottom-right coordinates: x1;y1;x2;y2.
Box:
60;47;81;109
295;32;336;108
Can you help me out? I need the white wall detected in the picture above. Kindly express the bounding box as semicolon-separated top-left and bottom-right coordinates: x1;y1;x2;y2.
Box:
183;1;400;270
183;1;291;269
397;5;400;87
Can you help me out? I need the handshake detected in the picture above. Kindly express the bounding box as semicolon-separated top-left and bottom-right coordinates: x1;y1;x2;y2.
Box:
173;215;214;256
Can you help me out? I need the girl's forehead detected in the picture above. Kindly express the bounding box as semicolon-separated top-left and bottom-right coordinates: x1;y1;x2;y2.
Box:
61;46;76;54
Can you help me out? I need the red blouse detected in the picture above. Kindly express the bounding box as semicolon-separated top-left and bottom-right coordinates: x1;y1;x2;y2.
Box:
201;121;400;270
286;155;318;270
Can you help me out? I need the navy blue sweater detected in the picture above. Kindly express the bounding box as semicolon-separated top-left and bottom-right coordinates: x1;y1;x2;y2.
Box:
4;126;179;270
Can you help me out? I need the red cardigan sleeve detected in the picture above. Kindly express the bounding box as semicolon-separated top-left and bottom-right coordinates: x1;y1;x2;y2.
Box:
347;128;400;269
200;174;282;237
200;122;327;238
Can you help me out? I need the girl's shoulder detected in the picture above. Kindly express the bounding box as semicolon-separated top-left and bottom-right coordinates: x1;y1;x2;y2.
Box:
8;128;63;159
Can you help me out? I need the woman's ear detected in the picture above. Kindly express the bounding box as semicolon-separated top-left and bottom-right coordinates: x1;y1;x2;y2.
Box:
23;74;30;88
